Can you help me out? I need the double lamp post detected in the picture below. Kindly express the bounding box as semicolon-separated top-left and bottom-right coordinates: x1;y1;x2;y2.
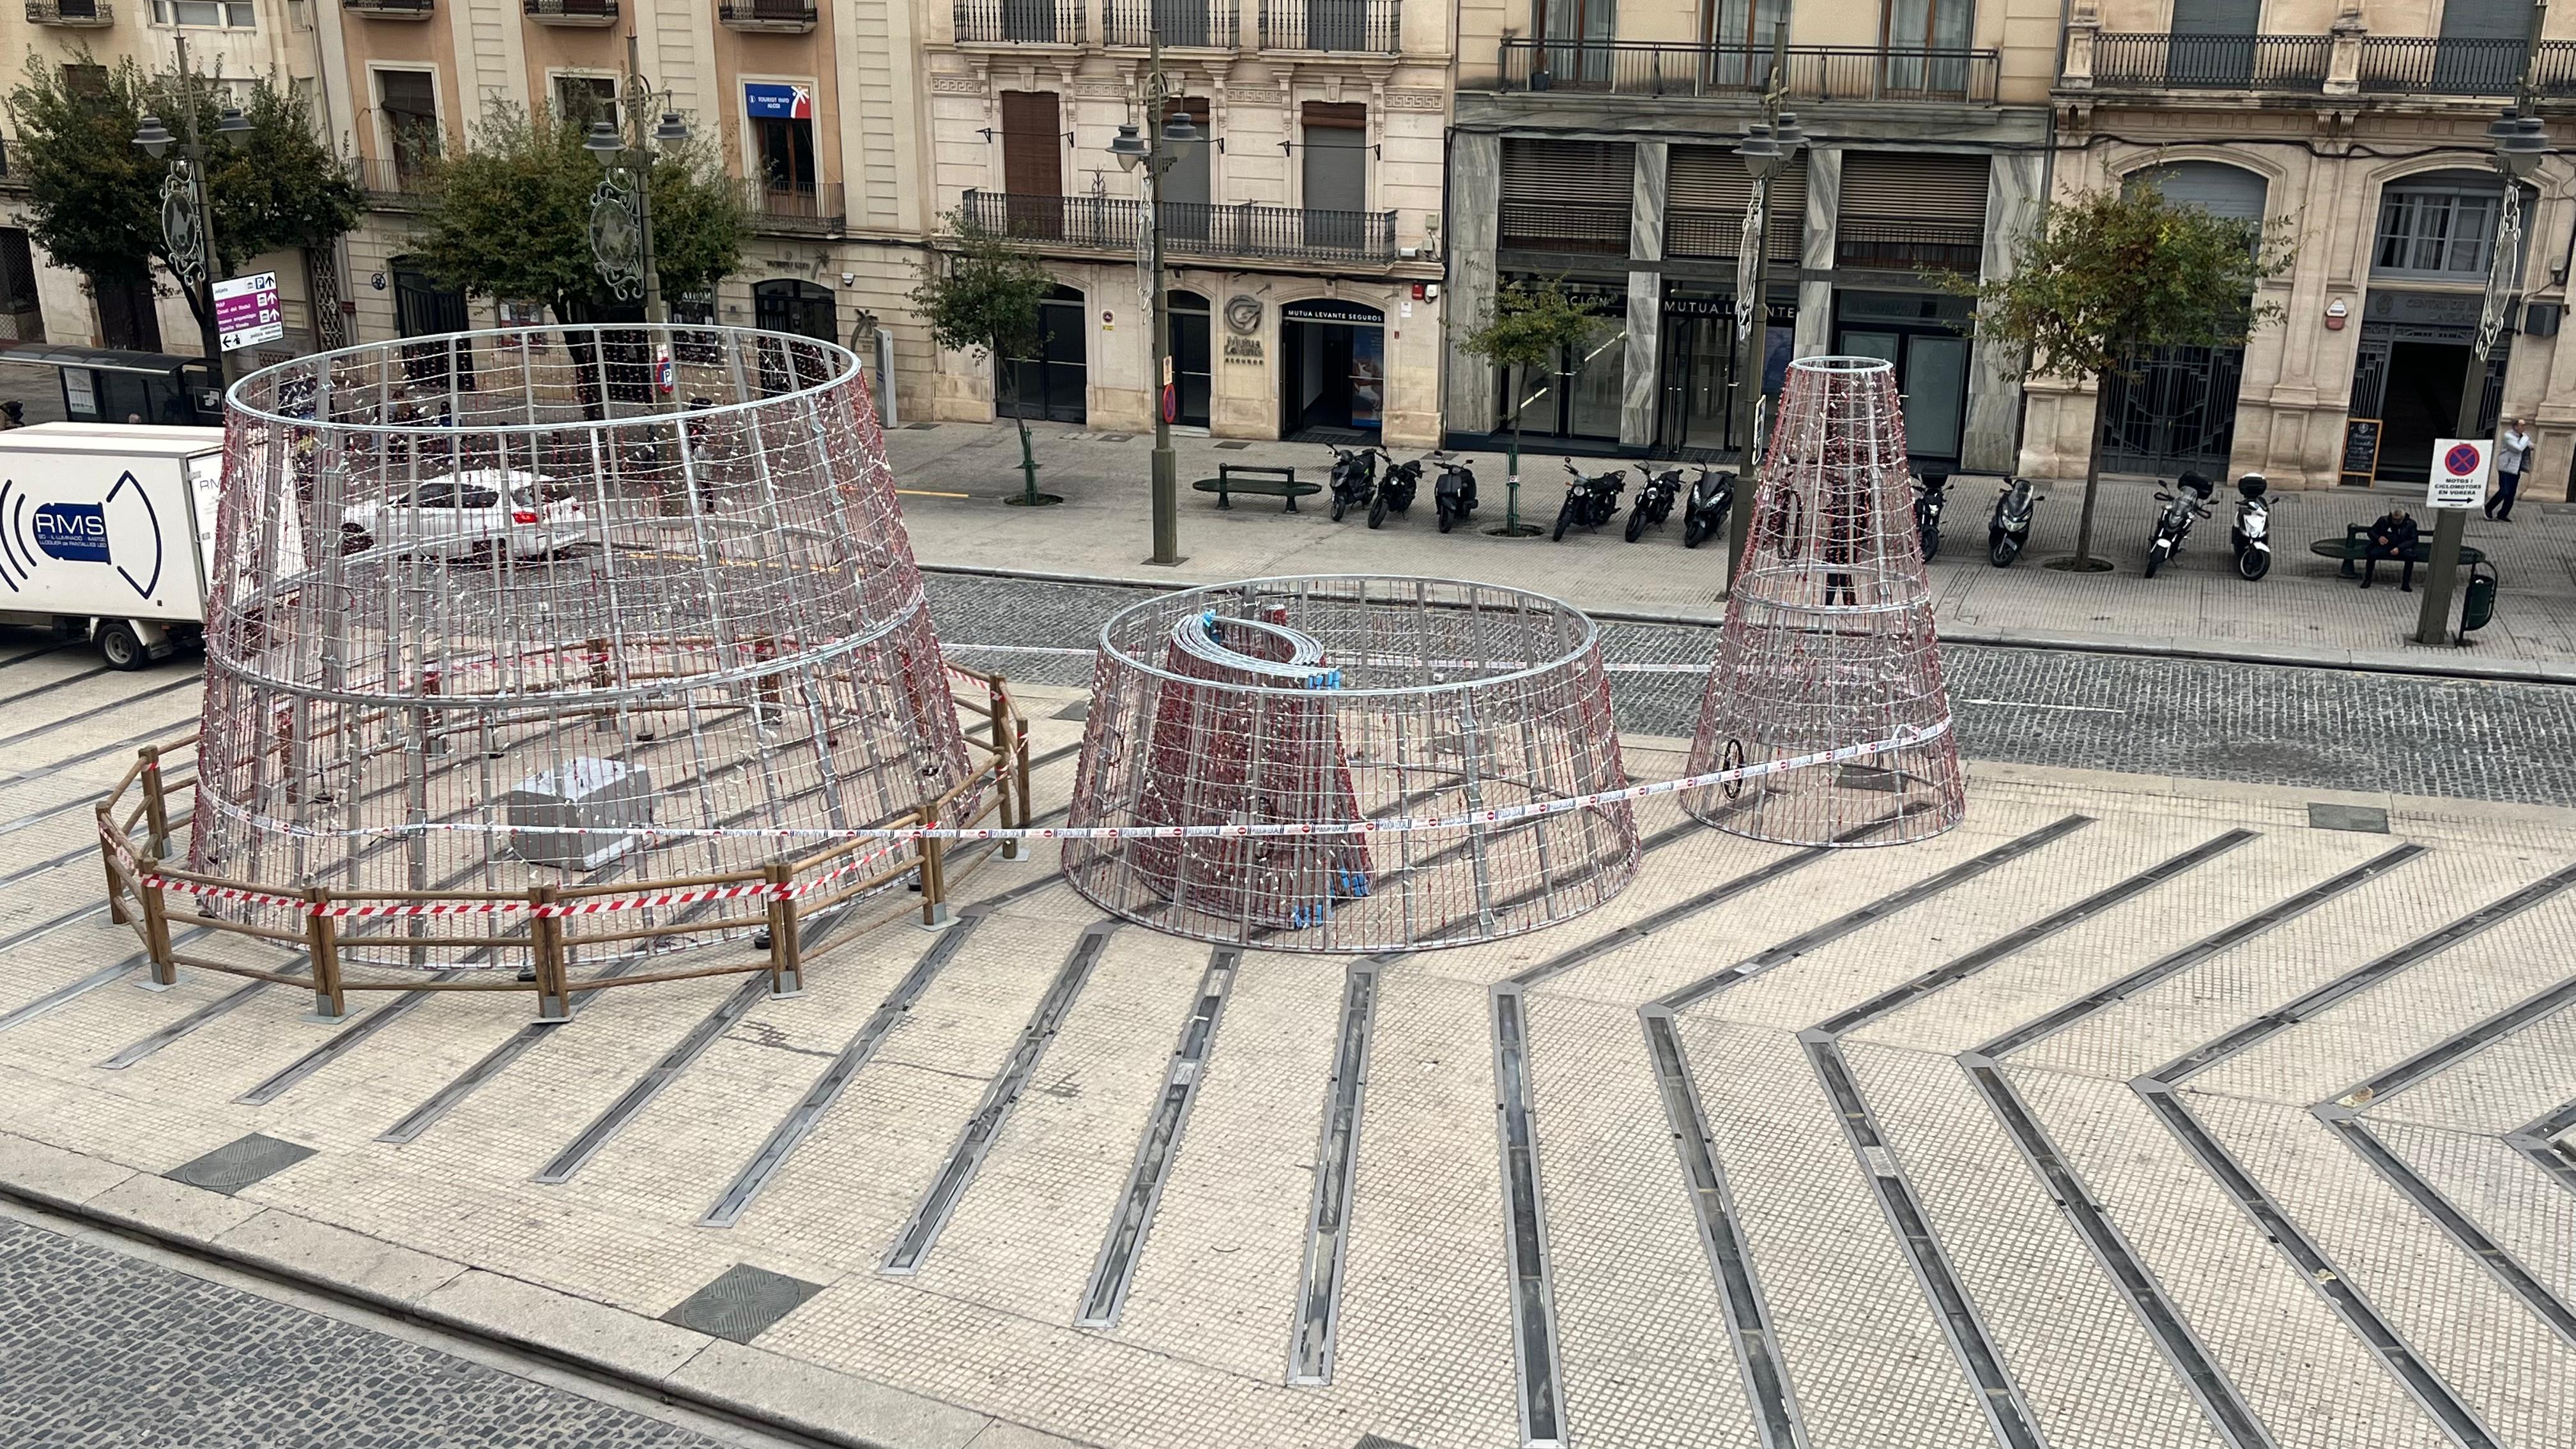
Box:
132;36;250;394
1107;22;1197;567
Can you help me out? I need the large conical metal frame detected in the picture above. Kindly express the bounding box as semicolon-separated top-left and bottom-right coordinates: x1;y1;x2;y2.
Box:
197;323;974;962
1064;576;1640;953
1685;355;1965;845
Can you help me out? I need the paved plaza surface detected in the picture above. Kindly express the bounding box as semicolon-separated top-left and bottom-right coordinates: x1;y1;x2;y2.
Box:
884;422;2576;678
3;606;2575;1449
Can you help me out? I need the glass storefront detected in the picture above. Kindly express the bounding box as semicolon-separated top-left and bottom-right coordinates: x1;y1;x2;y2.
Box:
1493;277;1625;444
1832;291;1973;467
1655;288;1795;457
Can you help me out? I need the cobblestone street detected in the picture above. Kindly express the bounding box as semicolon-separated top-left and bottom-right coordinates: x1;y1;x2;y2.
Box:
1;599;2572;1449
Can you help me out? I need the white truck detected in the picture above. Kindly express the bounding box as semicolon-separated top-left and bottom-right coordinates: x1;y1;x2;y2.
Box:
0;423;224;669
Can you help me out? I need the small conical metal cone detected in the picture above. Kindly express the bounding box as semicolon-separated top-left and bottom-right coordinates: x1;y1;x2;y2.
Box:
1685;356;1965;845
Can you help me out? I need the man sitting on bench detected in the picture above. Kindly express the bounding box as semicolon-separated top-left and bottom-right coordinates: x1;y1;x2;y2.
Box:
2361;505;2419;592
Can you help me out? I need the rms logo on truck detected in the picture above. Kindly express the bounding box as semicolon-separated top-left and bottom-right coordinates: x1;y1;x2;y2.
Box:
0;471;164;599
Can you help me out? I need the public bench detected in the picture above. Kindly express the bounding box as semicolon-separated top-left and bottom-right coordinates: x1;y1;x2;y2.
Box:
2310;524;2487;579
1192;464;1319;512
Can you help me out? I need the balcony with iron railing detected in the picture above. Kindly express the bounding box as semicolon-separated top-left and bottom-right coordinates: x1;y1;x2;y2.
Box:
343;0;434;17
743;180;845;234
953;0;1082;44
1104;0;1238;49
523;0;617;24
1834;218;1983;273
24;0;113;26
1493;39;1998;103
1258;0;1398;53
961;190;1400;263
719;0;815;29
2087;33;2332;91
2358;36;2576;96
355;157;443;208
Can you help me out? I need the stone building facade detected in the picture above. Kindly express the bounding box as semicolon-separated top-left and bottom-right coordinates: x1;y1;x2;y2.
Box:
2042;0;2576;496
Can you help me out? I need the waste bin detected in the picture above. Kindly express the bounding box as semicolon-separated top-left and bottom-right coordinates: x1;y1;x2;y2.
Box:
2461;560;2499;636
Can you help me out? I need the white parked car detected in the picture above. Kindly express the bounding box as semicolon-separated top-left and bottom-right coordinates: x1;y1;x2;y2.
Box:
341;470;588;562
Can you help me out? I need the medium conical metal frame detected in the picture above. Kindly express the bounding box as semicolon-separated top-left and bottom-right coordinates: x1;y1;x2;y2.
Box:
1687;356;1965;845
197;324;972;961
1064;576;1639;952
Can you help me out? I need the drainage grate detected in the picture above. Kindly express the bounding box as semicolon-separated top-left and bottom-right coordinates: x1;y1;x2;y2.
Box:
1489;986;1567;1447
1215;440;1252;450
905;421;940;430
1053;700;1092;721
1079;948;1238;1326
1353;1437;1419;1449
705;912;991;1227
661;1263;824;1344
168;1133;315;1196
882;923;1117;1276
2308;802;2390;833
1288;958;1383;1386
2505;1096;2576;1199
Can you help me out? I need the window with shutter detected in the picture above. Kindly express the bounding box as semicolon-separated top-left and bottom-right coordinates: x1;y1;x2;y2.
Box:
1836;152;1987;272
1666;145;1803;263
1499;139;1634;254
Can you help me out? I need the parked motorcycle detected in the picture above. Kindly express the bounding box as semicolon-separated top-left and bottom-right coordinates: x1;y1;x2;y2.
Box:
1370;453;1425;528
2144;470;2215;578
2228;472;2272;581
1552;460;1627;541
1625;464;1683;542
1914;472;1949;562
1324;444;1381;523
1681;466;1736;549
1430;454;1480;533
1988;477;2038;567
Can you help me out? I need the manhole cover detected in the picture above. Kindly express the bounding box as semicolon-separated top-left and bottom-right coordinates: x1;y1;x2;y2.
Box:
2309;802;2390;834
661;1263;825;1344
167;1133;315;1196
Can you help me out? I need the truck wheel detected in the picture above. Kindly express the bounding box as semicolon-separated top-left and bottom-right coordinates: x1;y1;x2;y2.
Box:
97;621;147;671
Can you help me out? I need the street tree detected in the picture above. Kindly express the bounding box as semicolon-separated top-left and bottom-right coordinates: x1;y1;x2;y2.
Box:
910;210;1057;505
1460;276;1603;532
1957;178;2295;569
6;55;359;342
410;102;744;330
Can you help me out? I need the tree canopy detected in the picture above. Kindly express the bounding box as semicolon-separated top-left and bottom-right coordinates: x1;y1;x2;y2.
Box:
1459;277;1603;378
909;210;1054;365
4;54;358;321
409;103;744;323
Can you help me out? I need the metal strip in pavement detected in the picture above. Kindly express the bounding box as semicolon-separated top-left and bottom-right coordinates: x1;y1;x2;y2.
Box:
1800;831;2253;1449
0;640;76;670
703;909;994;1227
533;969;784;1184
2131;1080;2501;1449
2503;1096;2576;1199
100;967;310;1069
0;661;111;711
1077;946;1238;1327
879;921;1117;1276
2147;861;2576;1087
1816;829;2257;1038
1489;985;1567;1447
1956;847;2425;1449
0;899;107;956
1287;954;1383;1386
1974;844;2428;1059
0;960;139;1034
1659;814;2096;1012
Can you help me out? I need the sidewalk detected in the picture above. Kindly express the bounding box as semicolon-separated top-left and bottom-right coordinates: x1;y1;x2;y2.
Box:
882;421;2576;682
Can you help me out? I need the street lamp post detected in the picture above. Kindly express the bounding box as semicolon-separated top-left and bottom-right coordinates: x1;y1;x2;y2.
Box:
584;30;691;325
133;36;250;392
2415;99;2550;645
1723;22;1804;595
1108;25;1197;567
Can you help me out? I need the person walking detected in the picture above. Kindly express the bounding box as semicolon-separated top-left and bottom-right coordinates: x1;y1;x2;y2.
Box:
2361;505;2420;592
2489;417;2531;522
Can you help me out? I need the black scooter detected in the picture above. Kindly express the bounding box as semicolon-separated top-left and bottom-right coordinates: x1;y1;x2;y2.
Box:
1324;445;1380;523
1552;460;1627;540
1914;472;1949;562
1430;454;1480;533
1681;466;1735;549
1989;477;2037;567
1370;454;1425;528
1625;464;1683;542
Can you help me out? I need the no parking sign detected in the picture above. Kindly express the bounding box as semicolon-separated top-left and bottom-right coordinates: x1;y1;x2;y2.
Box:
2426;437;2489;509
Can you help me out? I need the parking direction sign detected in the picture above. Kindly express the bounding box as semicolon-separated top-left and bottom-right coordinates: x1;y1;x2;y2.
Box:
2426;438;2489;510
213;272;285;353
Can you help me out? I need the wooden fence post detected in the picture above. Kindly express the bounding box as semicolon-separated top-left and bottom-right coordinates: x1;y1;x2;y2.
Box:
990;674;1026;860
303;886;348;1021
137;854;176;988
917;811;951;930
531;885;571;1020
765;861;803;997
98;804;128;926
139;745;171;858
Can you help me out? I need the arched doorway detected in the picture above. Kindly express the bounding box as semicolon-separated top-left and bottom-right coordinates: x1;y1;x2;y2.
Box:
1280;297;1384;440
2101;161;2267;475
999;284;1087;424
1169;289;1211;429
755;280;838;342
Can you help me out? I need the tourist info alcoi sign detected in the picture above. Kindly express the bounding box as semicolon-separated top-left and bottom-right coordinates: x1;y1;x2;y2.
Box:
2426;438;2490;510
213;272;284;353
